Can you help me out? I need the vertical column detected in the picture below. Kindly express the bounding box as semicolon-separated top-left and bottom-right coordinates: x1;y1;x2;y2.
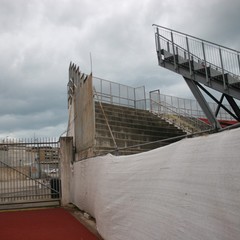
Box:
60;137;73;206
184;77;221;130
186;37;192;76
171;31;177;70
219;48;227;89
202;42;209;83
237;54;240;77
156;27;163;65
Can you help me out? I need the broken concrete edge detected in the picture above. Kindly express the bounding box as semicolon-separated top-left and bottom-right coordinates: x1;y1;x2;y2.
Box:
63;203;104;240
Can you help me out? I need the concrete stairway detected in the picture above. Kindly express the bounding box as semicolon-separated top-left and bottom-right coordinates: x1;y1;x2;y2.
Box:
160;113;211;133
94;102;185;155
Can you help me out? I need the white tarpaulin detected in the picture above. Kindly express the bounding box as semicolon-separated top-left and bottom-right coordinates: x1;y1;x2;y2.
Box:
70;128;240;240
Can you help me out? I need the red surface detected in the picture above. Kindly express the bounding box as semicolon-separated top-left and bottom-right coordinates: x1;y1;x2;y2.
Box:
0;208;99;240
199;118;238;128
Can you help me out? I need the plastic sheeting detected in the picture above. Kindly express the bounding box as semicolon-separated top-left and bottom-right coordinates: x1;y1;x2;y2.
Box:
70;128;240;240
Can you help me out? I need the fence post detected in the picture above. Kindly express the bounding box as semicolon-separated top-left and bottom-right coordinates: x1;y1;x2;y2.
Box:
186;37;192;76
219;48;227;89
237;54;240;76
60;137;73;206
171;31;177;70
202;41;209;83
156;27;163;64
143;86;146;110
134;88;136;109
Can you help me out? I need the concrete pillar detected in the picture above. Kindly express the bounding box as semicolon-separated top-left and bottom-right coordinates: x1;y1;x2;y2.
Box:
60;137;73;206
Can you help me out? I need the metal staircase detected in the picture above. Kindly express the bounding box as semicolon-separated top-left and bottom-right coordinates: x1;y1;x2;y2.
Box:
153;24;240;130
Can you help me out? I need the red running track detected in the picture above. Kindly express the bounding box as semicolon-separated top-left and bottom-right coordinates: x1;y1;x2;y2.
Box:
0;208;99;240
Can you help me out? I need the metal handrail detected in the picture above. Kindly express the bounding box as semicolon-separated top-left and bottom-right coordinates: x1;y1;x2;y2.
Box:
159;35;226;73
92;73;236;121
150;99;211;133
157;32;240;81
94;91;136;108
94;88;118;150
153;24;240;54
154;25;240;81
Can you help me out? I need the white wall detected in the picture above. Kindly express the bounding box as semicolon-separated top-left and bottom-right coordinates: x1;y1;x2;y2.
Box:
71;128;240;240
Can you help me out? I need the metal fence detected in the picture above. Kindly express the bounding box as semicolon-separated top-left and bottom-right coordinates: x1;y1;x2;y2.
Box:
149;91;212;133
93;76;146;109
152;92;235;121
0;138;60;205
93;76;235;121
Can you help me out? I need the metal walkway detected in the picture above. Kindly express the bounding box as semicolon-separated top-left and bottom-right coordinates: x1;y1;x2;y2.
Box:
153;24;240;130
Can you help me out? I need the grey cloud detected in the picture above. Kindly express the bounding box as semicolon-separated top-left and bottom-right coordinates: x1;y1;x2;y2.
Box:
0;0;239;139
166;0;240;50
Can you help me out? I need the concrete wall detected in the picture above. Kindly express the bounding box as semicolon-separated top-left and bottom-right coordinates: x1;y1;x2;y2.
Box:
60;137;73;206
75;74;94;154
68;64;95;160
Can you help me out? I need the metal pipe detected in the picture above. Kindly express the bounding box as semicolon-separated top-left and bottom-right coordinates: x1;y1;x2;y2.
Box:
219;48;227;89
156;27;162;64
186;37;192;76
170;31;177;69
202;41;209;83
237;54;240;76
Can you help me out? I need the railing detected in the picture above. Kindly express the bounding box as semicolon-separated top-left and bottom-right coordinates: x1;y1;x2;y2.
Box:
93;76;236;121
149;98;212;133
93;76;146;109
153;24;240;85
157;93;236;121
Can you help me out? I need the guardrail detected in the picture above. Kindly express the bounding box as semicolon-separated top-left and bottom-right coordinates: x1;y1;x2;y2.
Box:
93;76;236;121
93;76;146;109
153;24;240;85
149;98;212;133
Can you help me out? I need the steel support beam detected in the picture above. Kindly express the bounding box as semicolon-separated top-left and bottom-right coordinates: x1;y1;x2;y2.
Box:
225;95;240;121
215;94;224;118
184;77;221;130
196;83;239;121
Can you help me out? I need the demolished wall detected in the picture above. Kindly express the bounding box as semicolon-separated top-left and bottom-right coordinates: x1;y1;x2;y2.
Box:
67;64;95;160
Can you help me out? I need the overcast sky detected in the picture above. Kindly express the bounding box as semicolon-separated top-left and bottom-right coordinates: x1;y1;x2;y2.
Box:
1;0;240;139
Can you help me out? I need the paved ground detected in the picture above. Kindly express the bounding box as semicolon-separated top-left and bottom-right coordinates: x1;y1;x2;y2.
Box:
0;207;103;240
